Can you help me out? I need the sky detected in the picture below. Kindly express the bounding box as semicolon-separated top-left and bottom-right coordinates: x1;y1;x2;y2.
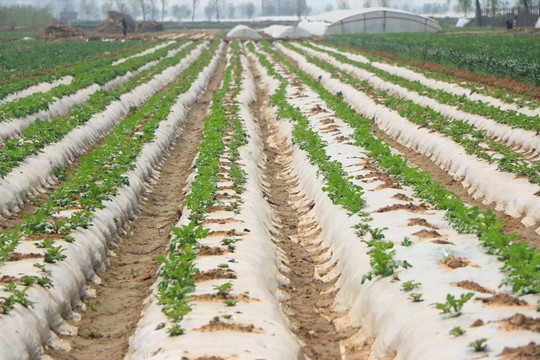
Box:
3;0;464;19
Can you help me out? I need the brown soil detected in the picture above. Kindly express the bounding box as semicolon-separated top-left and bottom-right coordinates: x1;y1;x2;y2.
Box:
197;245;226;256
192;268;236;281
97;11;136;34
41;24;85;39
499;342;540;360
190;293;256;303
392;193;413;201
475;293;528;307
6;252;42;261
497;313;540;332
412;229;442;240
470;319;485;327
195;319;264;333
251;56;364;360
431;240;455;245
0;275;18;284
374;202;432;213
439;255;472;269
136;20;164;33
408;217;439;229
453;280;495;294
45;48;226;360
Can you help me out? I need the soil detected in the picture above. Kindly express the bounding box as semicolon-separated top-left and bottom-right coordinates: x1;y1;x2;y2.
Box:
250;56;368;360
499;342;540;360
5;252;41;261
453;280;495;294
192;268;237;281
470;319;485;327
412;229;442;240
408;217;439;229
475;293;529;307
195;319;263;333
374;202;432;213
392;193;413;201
41;24;85;39
431;240;455;245
190;293;256;303
197;245;226;256
439;255;472;269
44;48;227;359
496;313;540;332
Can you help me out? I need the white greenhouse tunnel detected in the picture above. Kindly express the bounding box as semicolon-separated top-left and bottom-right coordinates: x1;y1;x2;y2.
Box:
262;25;311;39
298;8;442;36
0;43;224;360
226;25;262;39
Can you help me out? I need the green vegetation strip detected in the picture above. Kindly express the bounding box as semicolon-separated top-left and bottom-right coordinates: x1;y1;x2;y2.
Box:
0;41;183;122
324;33;540;87
155;43;247;336
0;39;146;80
0;42;219;279
286;43;540;185
268;42;540;295
0;41;197;178
311;42;540;133
0;41;155;100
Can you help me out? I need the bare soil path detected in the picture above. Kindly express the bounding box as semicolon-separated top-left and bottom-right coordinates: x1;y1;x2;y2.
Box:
45;49;227;360
251;58;366;359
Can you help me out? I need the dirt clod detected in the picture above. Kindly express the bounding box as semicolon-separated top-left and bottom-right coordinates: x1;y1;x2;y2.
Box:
476;293;528;307
499;342;540;360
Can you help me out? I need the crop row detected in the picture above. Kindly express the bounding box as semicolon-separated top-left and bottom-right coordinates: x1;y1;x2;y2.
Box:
0;41;184;124
0;39;145;80
0;41;197;180
288;42;540;186
324;33;540;87
0;41;222;359
311;42;540;133
270;41;540;296
256;41;540;358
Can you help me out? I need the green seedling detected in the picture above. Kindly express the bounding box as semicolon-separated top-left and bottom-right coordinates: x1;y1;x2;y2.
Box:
221;238;238;252
408;293;424;302
223;314;232;319
401;280;421;292
33;263;52;275
217;263;229;269
223;299;237;307
213;282;233;297
34;238;55;249
449;326;466;337
468;338;488;352
156;322;166;330
433;293;474;317
401;236;413;246
44;245;67;263
86;299;97;312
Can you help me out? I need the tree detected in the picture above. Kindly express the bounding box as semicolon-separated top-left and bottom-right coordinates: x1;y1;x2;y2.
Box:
363;0;371;7
455;0;473;15
148;0;157;19
79;0;99;20
378;0;389;6
337;0;351;10
101;0;114;17
114;0;128;13
475;0;482;25
191;0;200;21
160;0;167;22
172;4;191;21
326;4;334;11
228;3;235;18
296;0;306;19
246;2;255;18
204;1;216;20
136;0;147;20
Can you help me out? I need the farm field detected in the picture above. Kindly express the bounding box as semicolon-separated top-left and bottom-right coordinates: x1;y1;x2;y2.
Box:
0;34;539;360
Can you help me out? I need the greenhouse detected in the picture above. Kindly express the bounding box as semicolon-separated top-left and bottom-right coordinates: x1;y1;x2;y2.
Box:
263;25;311;39
226;25;262;39
298;8;442;35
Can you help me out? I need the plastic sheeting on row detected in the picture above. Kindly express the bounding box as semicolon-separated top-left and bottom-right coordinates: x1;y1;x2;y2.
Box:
0;42;207;219
297;43;540;156
277;43;540;230
0;42;191;145
260;47;540;359
456;18;472;27
112;41;174;66
0;76;73;105
226;25;262;38
0;42;222;360
299;8;442;35
262;25;310;39
126;53;302;359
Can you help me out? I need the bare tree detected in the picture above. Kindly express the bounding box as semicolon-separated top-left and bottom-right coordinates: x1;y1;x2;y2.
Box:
336;0;351;10
135;0;147;20
296;0;306;19
246;2;255;18
114;0;127;13
148;0;157;19
475;0;482;25
160;0;167;21
378;0;389;6
455;0;473;16
191;0;200;21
